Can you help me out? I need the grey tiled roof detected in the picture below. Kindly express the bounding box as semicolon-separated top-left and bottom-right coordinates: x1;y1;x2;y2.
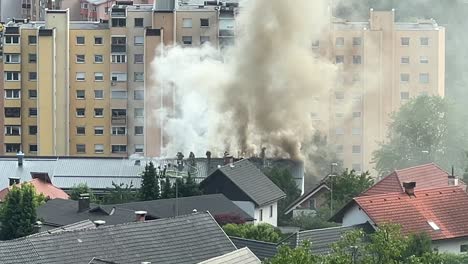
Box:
197;247;261;264
0;212;236;264
32;219;96;236
205;159;286;206
229;237;278;261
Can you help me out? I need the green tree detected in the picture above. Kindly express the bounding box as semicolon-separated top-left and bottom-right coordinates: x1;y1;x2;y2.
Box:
0;184;41;240
103;182;137;204
405;233;433;259
161;176;174;199
70;183;96;201
222;223;282;243
290;209;338;230
140;162;160;201
266;241;321;264
179;172;202;197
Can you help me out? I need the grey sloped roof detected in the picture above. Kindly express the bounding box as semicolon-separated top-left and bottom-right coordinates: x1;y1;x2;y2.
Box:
32;219;96;236
197;247;260;264
229;237;278;261
205;159;286;206
0;212;236;264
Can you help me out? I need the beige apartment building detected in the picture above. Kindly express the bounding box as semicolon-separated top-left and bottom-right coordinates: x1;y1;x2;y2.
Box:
1;0;235;157
314;10;445;173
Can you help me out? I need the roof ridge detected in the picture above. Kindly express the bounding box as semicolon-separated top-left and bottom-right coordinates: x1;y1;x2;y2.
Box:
394;163;438;173
357;185;464;201
229;236;279;245
297;224;352;234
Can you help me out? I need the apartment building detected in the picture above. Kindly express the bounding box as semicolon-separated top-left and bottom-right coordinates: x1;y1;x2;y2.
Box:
1;0;235;156
314;10;445;173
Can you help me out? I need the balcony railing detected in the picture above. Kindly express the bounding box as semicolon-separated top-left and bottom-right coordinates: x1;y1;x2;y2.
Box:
111;116;127;125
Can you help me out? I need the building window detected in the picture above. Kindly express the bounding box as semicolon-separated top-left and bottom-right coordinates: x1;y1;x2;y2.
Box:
94;72;104;81
259;209;263;221
460;245;468;253
401;37;410;46
94;90;104;99
5;72;20;81
76;144;86;153
94;108;104;117
134;72;144;82
29;108;37;117
29;126;37;135
28;72;37;81
352;128;361;135
352;37;361;46
94;36;103;45
400;73;410;83
28;35;37;45
335;37;344;46
352;55;362;64
76;90;85;99
111;145;127;153
270;205;273;218
200;18;209;27
111;90;127;99
135;144;144;153
352;145;361;154
134;18;144;27
352;163;362;172
5;90;20;99
335;128;344;135
5;144;21;153
94;54;103;63
5;108;21;118
335;55;344;64
111;72;127;82
5;35;20;44
134;54;144;64
420;56;429;64
135;126;144;135
112;127;126;135
134;90;144;100
335;113;344;118
111;18;126;27
401;92;410;100
94;126;104;135
95;144;104;154
336;145;343;153
353;112;361;118
76;54;85;63
401;56;410;64
76;72;86;81
111;54;126;63
420;37;429;46
5;126;21;136
112;109;127;119
76;36;85;45
182;36;192;45
200;36;210;44
134;36;144;45
335;91;344;100
29;90;37;99
76;108;85;117
135;108;144;118
419;73;429;84
5;54;20;63
76;126;86;135
182;18;192;28
312;40;320;48
29;53;37;63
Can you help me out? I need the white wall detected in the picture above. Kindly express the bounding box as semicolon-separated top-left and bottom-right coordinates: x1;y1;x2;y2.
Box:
433;238;468;254
342;204;374;227
254;202;278;227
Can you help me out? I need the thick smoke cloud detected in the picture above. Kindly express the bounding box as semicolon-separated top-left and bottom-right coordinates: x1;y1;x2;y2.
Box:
151;0;337;160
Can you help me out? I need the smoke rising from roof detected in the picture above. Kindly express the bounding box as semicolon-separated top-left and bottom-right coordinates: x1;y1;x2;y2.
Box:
151;0;336;160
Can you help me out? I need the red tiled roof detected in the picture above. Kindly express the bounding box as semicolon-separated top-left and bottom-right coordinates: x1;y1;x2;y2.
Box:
355;186;468;240
361;163;464;196
0;178;69;201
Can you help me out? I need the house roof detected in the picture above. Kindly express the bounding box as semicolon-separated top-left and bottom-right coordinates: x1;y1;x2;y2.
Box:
32;220;97;235
197;247;261;264
229;237;278;261
0;212;236;264
284;182;330;215
37;194;253;227
281;223;374;254
336;186;468;241
202;159;286;206
0;178;69;202
361;163;464;196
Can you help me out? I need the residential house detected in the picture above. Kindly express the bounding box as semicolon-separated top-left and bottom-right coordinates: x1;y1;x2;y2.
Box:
361;163;465;196
37;193;253;229
284;182;330;218
197;247;261;264
200;159;286;226
0;212;237;264
230;237;279;261
332;184;468;253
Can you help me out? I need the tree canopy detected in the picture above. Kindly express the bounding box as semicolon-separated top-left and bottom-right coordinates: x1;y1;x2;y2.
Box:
140;162;160;201
222;223;282;243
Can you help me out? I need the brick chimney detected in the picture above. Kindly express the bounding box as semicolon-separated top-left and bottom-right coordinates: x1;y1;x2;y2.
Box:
403;182;416;196
78;193;90;212
135;210;147;222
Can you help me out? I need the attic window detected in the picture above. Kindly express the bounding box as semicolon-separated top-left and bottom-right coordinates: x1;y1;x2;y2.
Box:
427;221;440;231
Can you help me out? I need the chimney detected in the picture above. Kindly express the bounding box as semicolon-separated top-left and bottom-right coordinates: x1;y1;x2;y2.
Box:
206;151;212;175
135;210;147;222
17;151;24;166
93;220;106;227
448;166;458;186
223;151;233;165
8;177;20;186
403;182;416;196
78;193;90;212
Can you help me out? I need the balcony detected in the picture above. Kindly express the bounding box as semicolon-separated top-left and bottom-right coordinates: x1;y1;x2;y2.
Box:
112;116;127;125
111;45;126;53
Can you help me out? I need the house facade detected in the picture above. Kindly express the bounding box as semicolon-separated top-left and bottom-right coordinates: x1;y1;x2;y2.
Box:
284;182;330;218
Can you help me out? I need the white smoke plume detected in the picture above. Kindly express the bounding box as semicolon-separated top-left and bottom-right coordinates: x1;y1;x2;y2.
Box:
151;0;337;160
